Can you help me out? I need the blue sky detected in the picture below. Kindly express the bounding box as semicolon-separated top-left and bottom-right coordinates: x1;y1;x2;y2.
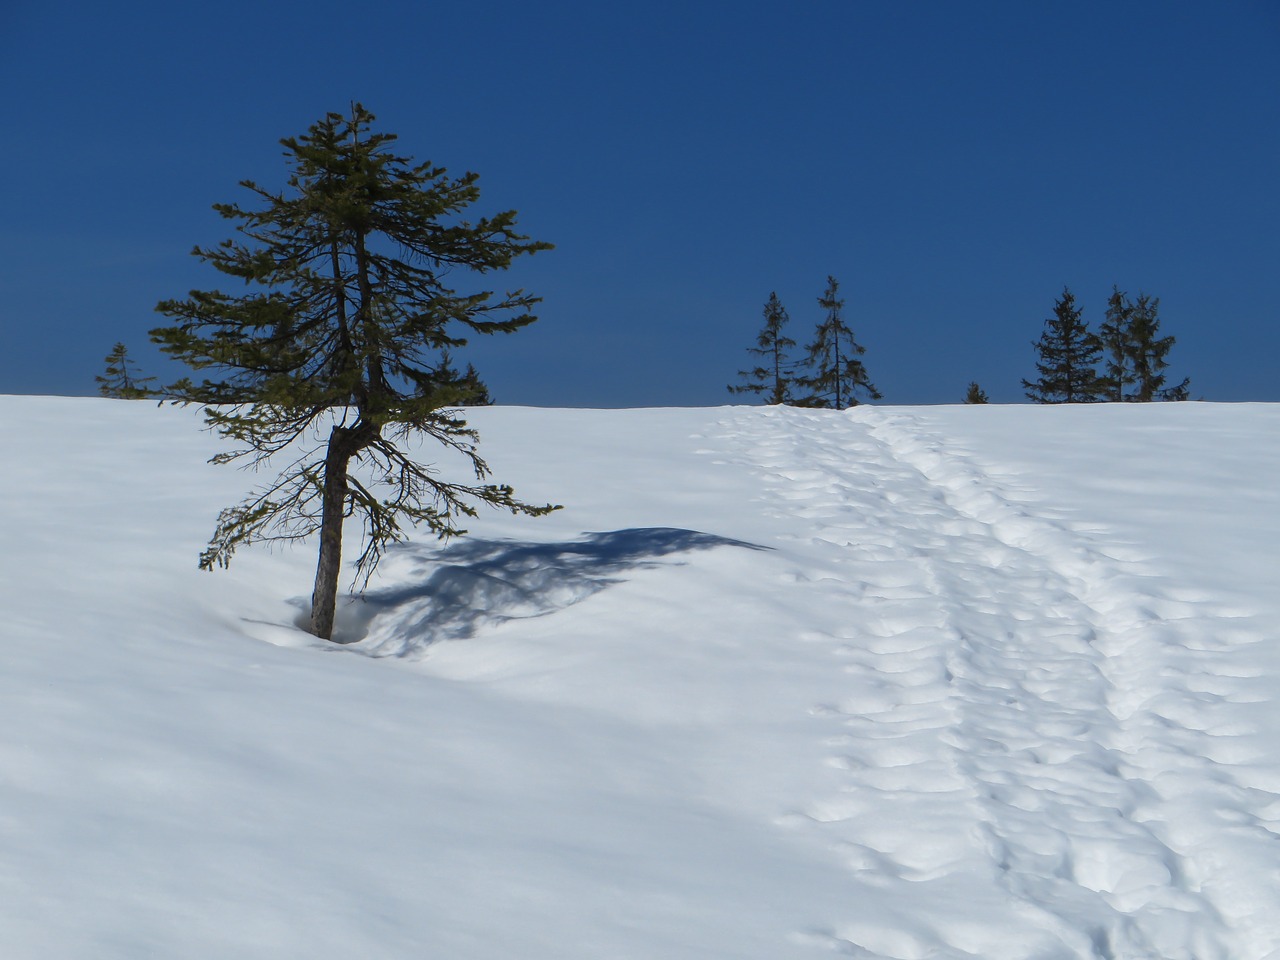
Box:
3;0;1277;406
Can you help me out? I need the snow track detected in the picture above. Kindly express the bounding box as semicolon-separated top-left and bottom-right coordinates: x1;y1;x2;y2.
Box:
717;405;1280;960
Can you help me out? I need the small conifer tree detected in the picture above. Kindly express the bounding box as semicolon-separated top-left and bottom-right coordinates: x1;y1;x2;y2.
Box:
1098;286;1135;402
150;105;556;640
728;292;796;404
1021;287;1104;403
796;276;880;409
964;381;989;404
1097;288;1189;401
1126;293;1190;401
95;342;157;399
436;349;494;406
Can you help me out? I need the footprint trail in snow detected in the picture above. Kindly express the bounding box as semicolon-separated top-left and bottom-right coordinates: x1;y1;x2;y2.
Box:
715;405;1280;960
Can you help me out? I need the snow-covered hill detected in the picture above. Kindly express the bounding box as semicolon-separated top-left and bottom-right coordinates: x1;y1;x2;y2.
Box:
3;397;1279;959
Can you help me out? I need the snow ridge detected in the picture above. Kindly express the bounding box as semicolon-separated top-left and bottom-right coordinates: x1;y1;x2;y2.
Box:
717;405;1280;960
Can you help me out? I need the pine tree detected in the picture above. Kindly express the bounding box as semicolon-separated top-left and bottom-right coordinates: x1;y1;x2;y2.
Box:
436;349;493;406
95;342;157;399
1097;286;1135;402
964;381;989;404
1021;287;1104;403
150;104;557;640
796;276;880;409
1127;293;1190;401
1096;288;1190;401
728;292;796;404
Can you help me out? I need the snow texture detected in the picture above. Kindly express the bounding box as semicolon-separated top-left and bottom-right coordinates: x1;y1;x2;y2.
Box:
2;397;1278;959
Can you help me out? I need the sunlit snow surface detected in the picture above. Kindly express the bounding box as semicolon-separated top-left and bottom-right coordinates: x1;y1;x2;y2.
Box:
3;397;1279;959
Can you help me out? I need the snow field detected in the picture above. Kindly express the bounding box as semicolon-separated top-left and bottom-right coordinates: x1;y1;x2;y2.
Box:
1;397;1278;959
713;404;1280;958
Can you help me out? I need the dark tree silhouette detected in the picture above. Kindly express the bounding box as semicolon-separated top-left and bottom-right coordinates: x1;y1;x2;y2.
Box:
151;105;557;639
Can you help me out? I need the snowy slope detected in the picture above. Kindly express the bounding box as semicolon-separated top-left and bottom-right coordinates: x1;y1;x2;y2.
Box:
1;397;1278;959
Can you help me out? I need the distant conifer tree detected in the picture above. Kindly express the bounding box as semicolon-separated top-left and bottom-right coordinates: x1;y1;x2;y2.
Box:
95;342;157;399
1021;287;1104;403
796;276;880;409
728;292;796;404
1098;286;1136;402
150;104;557;640
436;349;494;406
1126;293;1190;401
1097;288;1190;401
964;381;989;404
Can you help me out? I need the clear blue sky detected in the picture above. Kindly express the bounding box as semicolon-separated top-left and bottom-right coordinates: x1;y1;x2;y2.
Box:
3;0;1277;405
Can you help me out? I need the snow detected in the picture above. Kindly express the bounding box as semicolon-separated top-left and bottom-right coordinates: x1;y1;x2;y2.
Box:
2;396;1279;959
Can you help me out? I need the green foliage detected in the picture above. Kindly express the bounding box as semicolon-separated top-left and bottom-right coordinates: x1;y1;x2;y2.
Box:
95;342;157;399
728;292;797;404
964;381;989;404
150;104;556;638
796;276;881;409
1021;287;1104;403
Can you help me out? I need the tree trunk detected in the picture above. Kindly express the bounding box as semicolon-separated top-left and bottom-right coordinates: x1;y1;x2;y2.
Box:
311;427;352;640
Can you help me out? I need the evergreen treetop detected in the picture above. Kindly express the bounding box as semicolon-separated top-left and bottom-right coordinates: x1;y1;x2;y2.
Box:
1022;287;1104;403
96;342;157;399
1098;286;1135;402
796;275;880;409
728;291;796;404
1126;293;1190;401
1097;287;1190;402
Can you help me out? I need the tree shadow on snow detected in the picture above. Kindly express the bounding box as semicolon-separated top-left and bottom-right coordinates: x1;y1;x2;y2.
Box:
294;527;765;658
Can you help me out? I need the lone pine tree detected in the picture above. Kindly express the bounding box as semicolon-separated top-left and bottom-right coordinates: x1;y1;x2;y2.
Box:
1022;286;1104;404
964;381;989;404
796;276;880;409
151;104;556;640
728;291;796;404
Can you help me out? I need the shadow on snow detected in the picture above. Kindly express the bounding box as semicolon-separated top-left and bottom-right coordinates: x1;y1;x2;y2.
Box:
295;527;765;657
